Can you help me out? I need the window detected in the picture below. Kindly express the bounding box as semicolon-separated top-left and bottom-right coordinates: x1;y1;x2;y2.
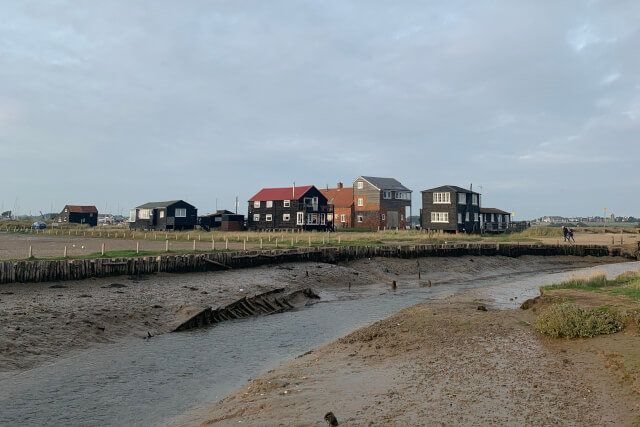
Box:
253;214;260;221
65;208;68;212
400;214;404;221
472;194;478;205
340;214;346;223
159;210;165;218
139;209;151;219
383;191;392;199
320;213;326;225
458;213;462;224
304;197;312;206
130;209;137;222
474;213;478;222
433;192;450;204
381;214;386;220
395;192;411;200
175;208;186;217
283;200;290;207
296;212;304;225
357;181;363;189
491;214;495;222
357;215;363;223
357;197;364;207
431;212;449;223
307;213;318;224
283;213;290;221
465;212;470;222
498;214;502;223
458;193;466;204
266;214;272;221
254;201;260;208
266;201;273;208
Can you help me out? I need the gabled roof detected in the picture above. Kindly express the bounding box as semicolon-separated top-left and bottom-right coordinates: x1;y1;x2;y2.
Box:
421;185;480;195
480;207;510;215
136;200;192;209
358;176;411;191
65;205;98;213
321;187;354;208
202;210;234;218
249;185;315;202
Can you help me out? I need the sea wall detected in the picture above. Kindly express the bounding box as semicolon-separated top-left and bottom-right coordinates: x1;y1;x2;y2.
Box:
0;243;621;285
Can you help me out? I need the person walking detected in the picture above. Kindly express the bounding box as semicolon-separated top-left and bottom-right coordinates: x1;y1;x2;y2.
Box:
562;226;568;242
568;228;575;243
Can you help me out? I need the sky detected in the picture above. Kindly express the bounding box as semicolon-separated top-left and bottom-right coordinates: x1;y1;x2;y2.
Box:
1;1;639;220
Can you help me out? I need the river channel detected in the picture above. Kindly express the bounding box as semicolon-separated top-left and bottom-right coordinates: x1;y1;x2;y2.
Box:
1;261;638;426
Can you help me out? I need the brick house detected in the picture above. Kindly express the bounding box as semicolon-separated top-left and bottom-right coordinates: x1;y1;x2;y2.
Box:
321;182;354;229
353;176;412;230
420;185;481;233
56;205;98;226
247;185;333;231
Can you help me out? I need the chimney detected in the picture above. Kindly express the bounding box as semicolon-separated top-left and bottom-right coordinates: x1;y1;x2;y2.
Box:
337;182;343;190
293;182;295;199
470;183;473;191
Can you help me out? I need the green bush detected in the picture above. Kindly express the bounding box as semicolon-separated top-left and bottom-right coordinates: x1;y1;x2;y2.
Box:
535;303;624;338
633;309;640;328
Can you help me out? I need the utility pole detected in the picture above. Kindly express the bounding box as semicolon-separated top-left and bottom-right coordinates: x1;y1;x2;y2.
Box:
603;207;606;232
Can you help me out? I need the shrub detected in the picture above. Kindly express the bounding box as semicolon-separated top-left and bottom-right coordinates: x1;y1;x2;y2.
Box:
535;303;624;338
633;309;640;328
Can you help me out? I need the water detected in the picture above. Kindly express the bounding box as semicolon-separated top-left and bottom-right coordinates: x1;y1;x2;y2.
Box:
1;261;638;426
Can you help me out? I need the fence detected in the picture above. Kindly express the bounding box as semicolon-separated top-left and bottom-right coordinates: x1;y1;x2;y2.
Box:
0;243;622;285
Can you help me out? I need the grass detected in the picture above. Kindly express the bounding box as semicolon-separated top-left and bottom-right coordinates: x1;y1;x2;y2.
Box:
541;271;640;300
534;302;624;338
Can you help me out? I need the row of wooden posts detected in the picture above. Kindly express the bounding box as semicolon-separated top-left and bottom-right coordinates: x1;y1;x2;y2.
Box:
0;243;623;285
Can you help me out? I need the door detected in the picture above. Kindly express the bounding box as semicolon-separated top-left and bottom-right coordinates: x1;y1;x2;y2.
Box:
388;211;398;228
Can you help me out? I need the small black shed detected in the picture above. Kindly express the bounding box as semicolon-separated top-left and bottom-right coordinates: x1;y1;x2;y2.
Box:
129;200;198;231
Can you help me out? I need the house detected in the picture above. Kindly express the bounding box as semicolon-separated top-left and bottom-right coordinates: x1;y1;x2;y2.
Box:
321;182;354;229
129;200;197;231
247;185;333;231
480;208;511;232
353;176;412;229
56;205;98;226
199;210;235;231
420;185;481;233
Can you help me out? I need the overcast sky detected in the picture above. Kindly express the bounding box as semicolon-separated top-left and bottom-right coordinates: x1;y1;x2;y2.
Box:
1;1;639;220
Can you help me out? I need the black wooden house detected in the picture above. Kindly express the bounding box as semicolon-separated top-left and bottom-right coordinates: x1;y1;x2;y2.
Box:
129;200;197;231
247;185;333;231
56;205;98;226
420;185;481;233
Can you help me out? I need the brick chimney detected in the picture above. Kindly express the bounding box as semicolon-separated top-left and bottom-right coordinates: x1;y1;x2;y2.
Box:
337;182;343;190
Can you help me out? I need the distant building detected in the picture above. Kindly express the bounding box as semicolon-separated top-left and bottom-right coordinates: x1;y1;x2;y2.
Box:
129;200;197;231
420;185;481;233
353;176;412;229
321;183;354;229
56;205;98;226
247;185;333;231
199;210;235;231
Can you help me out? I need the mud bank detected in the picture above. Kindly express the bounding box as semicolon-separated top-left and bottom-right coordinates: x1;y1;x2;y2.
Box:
175;265;640;427
0;255;622;375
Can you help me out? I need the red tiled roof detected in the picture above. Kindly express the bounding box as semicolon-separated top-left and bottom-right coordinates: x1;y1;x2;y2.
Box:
249;186;314;202
66;205;98;213
321;187;353;208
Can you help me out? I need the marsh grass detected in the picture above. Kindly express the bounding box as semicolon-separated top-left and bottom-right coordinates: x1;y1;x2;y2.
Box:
535;302;624;338
541;270;640;300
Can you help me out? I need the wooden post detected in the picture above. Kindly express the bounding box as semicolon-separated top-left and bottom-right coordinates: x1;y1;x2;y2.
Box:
28;245;32;258
64;246;67;257
308;236;311;247
243;239;246;250
154;233;157;240
269;233;271;242
322;236;325;245
193;240;196;250
144;233;147;239
136;242;140;254
166;240;169;252
291;237;294;247
212;239;215;250
276;238;278;248
101;243;105;256
225;238;228;250
199;234;201;241
187;233;190;241
176;234;178;240
338;235;341;244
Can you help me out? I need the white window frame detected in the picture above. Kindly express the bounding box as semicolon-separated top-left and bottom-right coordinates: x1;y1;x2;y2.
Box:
433;192;451;204
474;213;478;222
465;212;470;222
340;214;346;223
253;214;260;221
320;213;326;225
296;212;304;225
175;208;186;218
283;200;290;207
458;193;466;204
472;194;478;205
266;201;273;208
254;201;260;208
357;181;364;189
159;210;165;219
283;213;290;221
139;209;152;219
357;197;364;207
383;191;392;199
431;212;449;223
265;214;273;221
400;214;404;221
381;214;386;220
458;213;462;224
357;215;363;223
130;209;137;222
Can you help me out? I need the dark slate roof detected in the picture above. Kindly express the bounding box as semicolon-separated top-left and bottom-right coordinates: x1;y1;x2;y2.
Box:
136;200;187;209
480;207;510;215
421;185;480;194
359;176;411;191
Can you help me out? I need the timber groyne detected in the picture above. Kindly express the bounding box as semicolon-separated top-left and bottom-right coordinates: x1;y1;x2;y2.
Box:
0;243;624;285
